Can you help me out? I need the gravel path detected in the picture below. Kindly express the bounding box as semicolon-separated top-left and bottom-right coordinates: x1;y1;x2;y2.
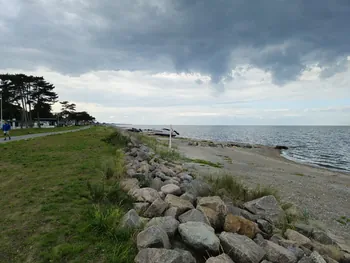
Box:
172;138;350;244
0;126;91;144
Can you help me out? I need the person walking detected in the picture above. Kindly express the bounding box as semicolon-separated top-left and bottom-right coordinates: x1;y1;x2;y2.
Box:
2;120;11;141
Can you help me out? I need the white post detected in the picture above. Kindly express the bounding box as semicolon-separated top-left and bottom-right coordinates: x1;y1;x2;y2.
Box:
169;124;172;149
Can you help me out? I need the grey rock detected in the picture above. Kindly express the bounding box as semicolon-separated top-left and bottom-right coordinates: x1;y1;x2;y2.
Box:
254;233;265;246
180;192;196;205
219;232;266;263
159;191;166;199
137;225;171;250
197;196;227;229
178;173;193;181
184;179;212;197
126;168;136;177
174;249;196;263
120;178;139;192
165;194;194;216
298;257;313;263
261;261;273;263
285;229;312;248
164;179;180;186
243;195;286;226
206;254;234;263
323;255;339;263
241;209;261;221
226;203;243;216
144;198;169;218
312;230;335;245
161;184;182;196
178;222;220;252
120;209;142;228
164;207;179;218
131;188;161;203
150;178;164;191
295;223;314;237
258;219;273;234
310;251;327;263
300;246;312;256
146;216;179;237
260;240;297;263
178;209;210;224
133;202;150;215
135;248;183;263
137;162;150;174
155;171;172;181
159;164;176;177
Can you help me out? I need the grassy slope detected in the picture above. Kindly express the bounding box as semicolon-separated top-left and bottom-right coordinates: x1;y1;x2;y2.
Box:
0;127;136;263
1;126;82;137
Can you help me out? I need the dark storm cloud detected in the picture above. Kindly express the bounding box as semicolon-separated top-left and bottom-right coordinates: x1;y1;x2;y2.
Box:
1;0;350;85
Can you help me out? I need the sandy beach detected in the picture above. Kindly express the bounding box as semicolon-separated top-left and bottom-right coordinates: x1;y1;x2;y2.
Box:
168;137;350;245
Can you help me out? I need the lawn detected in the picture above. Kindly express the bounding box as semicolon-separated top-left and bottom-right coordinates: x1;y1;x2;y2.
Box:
1;126;83;137
0;126;137;263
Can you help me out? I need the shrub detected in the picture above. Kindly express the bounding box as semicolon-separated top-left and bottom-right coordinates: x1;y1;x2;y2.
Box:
102;130;131;148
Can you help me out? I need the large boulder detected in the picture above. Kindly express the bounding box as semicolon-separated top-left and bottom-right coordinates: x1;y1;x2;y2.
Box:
178;209;210;225
174;249;196;263
133;202;150;215
159;164;176;177
165;194;194;216
137;162;150;174
120;178;139;192
243;195;286;226
183;179;212;197
260;240;297;263
295;223;314;237
312;230;336;245
164;207;179;218
120;209;142;228
155;171;172;181
197;196;227;229
257;219;273;235
299;256;313;263
310;251;327;263
197;205;220;229
180;192;196;205
206;254;234;263
150;178;164;191
146;216;180;237
137;225;171;250
144;198;169;218
131;188;161;203
219;232;266;263
161;184;182;196
285;229;312;248
178;222;220;252
135;248;183;263
223;214;258;239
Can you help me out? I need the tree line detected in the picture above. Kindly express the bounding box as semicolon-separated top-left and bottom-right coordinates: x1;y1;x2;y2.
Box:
0;73;95;128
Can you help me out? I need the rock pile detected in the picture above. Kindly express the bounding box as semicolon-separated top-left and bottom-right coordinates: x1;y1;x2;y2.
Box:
120;135;349;263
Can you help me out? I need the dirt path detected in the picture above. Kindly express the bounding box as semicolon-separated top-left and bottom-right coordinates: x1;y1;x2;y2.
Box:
172;138;350;243
0;126;91;144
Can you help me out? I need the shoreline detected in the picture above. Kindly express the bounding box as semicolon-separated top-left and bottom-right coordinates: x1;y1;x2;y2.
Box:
174;135;350;176
155;135;350;243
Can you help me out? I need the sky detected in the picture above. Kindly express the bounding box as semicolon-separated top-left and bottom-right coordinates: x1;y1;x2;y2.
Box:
1;0;350;125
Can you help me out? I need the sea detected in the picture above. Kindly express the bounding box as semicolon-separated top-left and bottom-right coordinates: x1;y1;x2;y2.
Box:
119;125;350;173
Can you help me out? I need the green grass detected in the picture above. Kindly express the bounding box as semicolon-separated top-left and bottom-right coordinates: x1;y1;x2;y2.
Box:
295;173;305;176
336;216;350;225
0;126;138;263
207;174;279;205
189;158;223;168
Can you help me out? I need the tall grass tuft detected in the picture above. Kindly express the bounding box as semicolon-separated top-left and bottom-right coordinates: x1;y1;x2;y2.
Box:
207;174;279;205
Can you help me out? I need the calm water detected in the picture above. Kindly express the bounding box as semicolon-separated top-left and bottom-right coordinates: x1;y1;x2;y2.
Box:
126;125;350;173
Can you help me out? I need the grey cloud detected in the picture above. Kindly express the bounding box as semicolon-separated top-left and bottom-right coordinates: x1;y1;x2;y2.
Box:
1;0;350;85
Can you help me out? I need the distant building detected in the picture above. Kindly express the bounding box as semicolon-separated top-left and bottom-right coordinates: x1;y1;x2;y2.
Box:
33;118;57;128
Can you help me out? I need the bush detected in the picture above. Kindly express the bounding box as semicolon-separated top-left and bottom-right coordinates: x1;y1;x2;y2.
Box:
102;130;131;148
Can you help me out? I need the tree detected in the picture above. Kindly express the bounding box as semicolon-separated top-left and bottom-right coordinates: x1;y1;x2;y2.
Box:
70;111;95;124
31;78;58;128
60;101;76;124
